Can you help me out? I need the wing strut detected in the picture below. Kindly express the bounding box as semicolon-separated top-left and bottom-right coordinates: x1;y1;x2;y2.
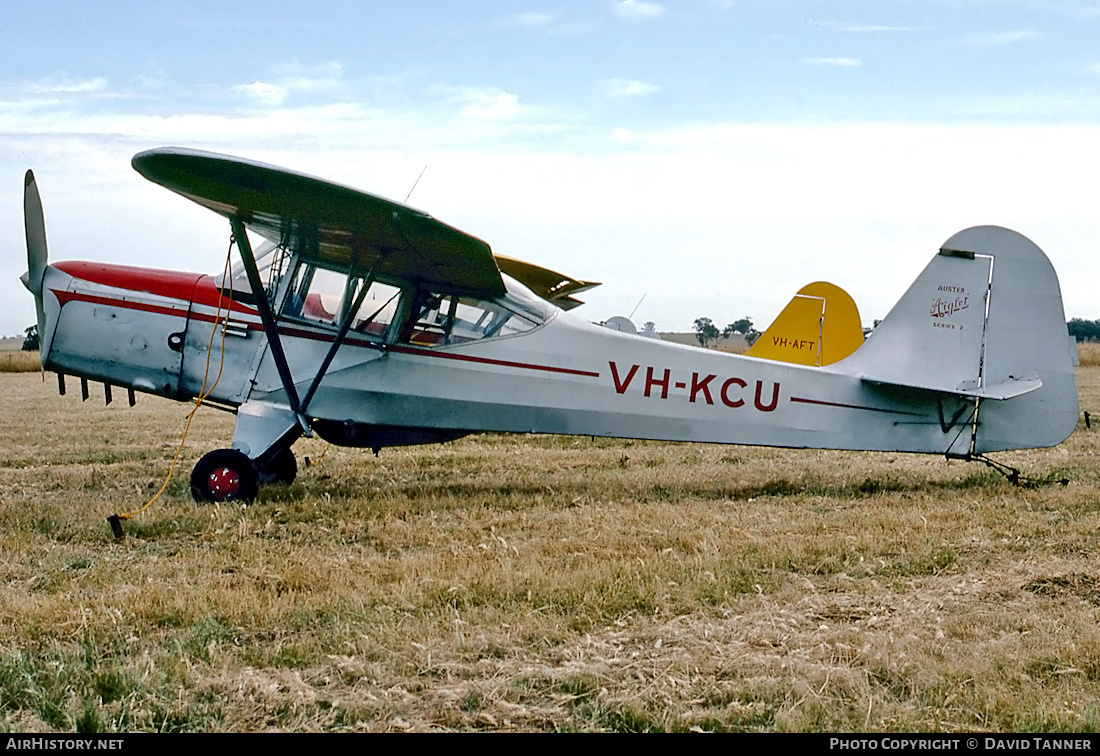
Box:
230;221;390;461
298;251;384;414
230;218;302;413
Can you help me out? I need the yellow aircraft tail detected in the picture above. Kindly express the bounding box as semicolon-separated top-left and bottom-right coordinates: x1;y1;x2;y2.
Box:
745;282;864;366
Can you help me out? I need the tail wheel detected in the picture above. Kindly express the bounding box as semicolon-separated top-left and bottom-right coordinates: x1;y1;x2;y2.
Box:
191;449;258;503
259;447;297;485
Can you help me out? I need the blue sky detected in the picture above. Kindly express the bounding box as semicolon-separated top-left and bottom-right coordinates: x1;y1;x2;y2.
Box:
3;0;1100;337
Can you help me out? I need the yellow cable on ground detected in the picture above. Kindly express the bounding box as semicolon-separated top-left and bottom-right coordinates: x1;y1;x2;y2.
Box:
306;442;331;467
112;238;237;526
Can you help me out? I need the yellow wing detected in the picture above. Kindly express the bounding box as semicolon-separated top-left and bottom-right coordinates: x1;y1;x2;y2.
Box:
494;254;600;310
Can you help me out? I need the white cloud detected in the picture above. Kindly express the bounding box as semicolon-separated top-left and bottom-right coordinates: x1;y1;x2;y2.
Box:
272;60;343;79
271;60;344;94
231;61;345;108
612;126;635;142
613;1;665;21
24;74;109;95
598;78;660;98
961;29;1039;47
434;85;525;120
802;57;862;67
233;82;288;107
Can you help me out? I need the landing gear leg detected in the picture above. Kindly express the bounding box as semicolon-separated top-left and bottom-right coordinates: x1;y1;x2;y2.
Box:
190;449;259;503
257;446;297;485
230;401;304;489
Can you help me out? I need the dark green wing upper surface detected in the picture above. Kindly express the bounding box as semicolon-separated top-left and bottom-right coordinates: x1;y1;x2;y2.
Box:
132;147;506;298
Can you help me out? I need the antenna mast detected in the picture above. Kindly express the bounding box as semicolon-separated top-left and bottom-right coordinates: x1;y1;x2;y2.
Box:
404;165;428;203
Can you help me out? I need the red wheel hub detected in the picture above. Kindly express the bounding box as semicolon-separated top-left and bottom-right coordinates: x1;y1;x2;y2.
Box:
207;466;241;499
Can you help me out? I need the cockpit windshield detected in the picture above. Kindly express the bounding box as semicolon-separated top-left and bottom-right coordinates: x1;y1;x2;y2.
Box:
400;291;528;346
221;248;555;347
500;273;557;322
219;241;290;302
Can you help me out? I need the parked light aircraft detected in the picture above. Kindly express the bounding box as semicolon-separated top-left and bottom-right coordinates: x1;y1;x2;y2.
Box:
21;148;1080;505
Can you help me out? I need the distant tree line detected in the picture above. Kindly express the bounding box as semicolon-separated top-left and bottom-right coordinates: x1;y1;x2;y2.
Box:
690;316;1100;347
692;317;760;348
1068;319;1100;342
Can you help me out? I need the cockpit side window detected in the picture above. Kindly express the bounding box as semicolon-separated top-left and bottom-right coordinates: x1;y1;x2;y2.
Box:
400;291;540;346
228;254;545;348
280;262;403;341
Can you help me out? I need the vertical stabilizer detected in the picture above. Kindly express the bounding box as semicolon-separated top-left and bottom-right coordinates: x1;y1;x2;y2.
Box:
837;226;1078;453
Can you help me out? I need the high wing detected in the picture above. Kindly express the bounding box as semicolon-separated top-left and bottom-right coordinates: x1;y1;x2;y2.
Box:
132;147;512;454
131;147;506;299
494;254;600;310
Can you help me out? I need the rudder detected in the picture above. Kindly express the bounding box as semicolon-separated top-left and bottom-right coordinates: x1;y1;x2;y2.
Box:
836;226;1078;453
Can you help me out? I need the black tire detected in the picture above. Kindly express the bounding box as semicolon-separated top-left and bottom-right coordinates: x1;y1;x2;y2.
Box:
258;446;297;485
190;449;258;503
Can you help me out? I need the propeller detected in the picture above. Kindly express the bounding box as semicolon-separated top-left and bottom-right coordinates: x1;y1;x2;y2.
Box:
22;170;48;296
21;169;48;343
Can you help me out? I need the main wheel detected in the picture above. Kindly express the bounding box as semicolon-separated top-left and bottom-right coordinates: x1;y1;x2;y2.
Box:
191;449;258;503
258;446;297;485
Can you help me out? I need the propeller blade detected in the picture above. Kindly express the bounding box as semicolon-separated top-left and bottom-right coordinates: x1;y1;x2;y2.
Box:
23;169;48;297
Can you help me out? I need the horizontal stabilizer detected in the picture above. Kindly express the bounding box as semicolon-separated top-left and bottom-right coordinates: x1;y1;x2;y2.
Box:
864;371;1042;401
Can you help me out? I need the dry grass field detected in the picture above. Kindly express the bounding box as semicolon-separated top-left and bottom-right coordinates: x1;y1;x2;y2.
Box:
0;351;41;373
0;348;1098;732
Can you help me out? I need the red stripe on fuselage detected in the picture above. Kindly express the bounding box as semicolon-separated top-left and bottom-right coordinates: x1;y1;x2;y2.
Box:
52;265;600;380
789;395;924;417
56;261;202;299
53;289;190;319
389;343;601;378
54;261;257;316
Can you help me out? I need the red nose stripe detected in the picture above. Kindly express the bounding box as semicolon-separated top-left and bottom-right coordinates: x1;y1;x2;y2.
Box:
53;261;256;315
